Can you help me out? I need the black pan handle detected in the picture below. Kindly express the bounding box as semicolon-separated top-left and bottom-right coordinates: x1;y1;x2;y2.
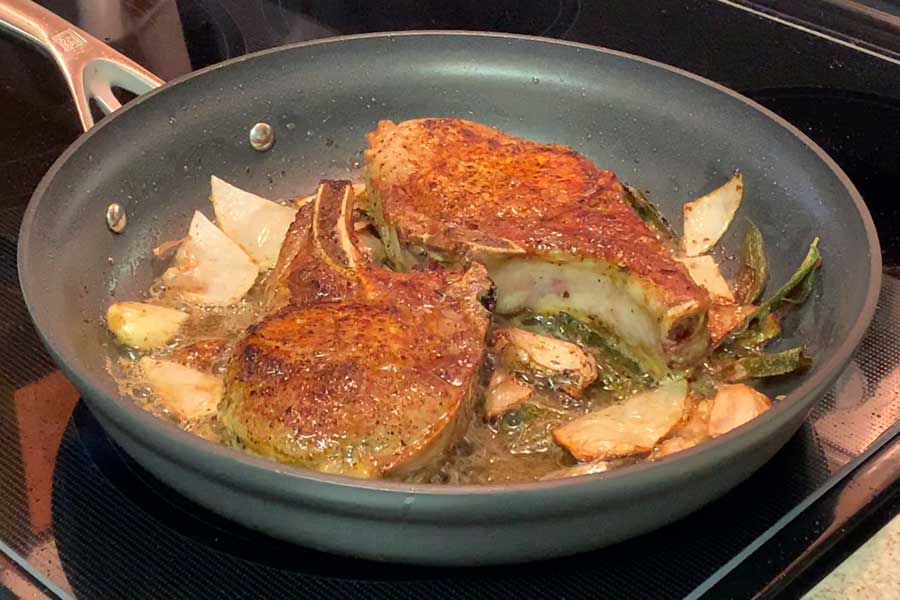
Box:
0;0;164;131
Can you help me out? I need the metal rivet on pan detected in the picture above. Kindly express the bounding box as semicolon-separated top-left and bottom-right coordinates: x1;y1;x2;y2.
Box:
249;122;275;151
106;203;127;233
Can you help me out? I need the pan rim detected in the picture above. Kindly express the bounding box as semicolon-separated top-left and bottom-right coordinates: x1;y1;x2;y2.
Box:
17;30;882;500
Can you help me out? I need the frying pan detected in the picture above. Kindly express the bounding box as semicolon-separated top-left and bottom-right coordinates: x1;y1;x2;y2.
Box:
4;0;881;565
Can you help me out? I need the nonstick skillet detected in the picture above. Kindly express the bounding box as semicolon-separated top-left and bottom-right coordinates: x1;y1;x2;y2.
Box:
3;0;880;565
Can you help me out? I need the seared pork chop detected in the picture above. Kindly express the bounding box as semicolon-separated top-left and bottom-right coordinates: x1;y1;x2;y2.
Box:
219;181;492;478
365;118;710;376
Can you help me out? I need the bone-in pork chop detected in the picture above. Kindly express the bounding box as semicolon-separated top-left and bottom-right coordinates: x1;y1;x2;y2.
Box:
219;181;492;479
365;118;710;376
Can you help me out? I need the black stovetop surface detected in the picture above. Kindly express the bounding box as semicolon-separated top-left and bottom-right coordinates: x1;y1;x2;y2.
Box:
0;2;898;599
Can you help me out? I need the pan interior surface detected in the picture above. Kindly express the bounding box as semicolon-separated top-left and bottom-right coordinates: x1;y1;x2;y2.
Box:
19;33;879;499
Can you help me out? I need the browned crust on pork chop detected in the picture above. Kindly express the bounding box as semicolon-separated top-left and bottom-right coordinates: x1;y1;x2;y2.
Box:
364;118;705;308
220;181;491;478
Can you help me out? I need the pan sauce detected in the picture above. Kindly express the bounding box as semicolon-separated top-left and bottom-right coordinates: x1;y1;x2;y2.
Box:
109;272;714;484
106;169;817;483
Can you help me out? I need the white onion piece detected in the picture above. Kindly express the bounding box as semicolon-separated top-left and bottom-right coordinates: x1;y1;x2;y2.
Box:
708;383;771;437
683;172;743;256
162;211;258;306
139;357;223;421
553;379;688;461
540;458;611;480
210;176;297;270
494;327;598;396
679;255;735;302
650;398;712;460
106;302;188;350
484;369;533;419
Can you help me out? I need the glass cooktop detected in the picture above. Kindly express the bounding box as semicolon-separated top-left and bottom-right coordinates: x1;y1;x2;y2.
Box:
0;1;898;598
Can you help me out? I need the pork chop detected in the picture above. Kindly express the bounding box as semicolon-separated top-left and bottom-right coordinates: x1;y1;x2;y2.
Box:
365;118;710;376
219;180;492;479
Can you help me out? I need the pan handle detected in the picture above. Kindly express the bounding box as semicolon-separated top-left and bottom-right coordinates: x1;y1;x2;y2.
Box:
0;0;164;131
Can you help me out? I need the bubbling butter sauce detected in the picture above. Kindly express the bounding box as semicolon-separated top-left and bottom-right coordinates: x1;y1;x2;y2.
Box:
107;263;698;484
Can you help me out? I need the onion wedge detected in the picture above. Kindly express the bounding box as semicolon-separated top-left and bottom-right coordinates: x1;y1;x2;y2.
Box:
139;357;223;421
106;301;188;350
162;211;258;306
553;379;688;461
707;383;771;437
484;369;534;420
683;172;743;256
494;327;598;397
540;458;611;480
210;176;296;270
679;255;735;302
